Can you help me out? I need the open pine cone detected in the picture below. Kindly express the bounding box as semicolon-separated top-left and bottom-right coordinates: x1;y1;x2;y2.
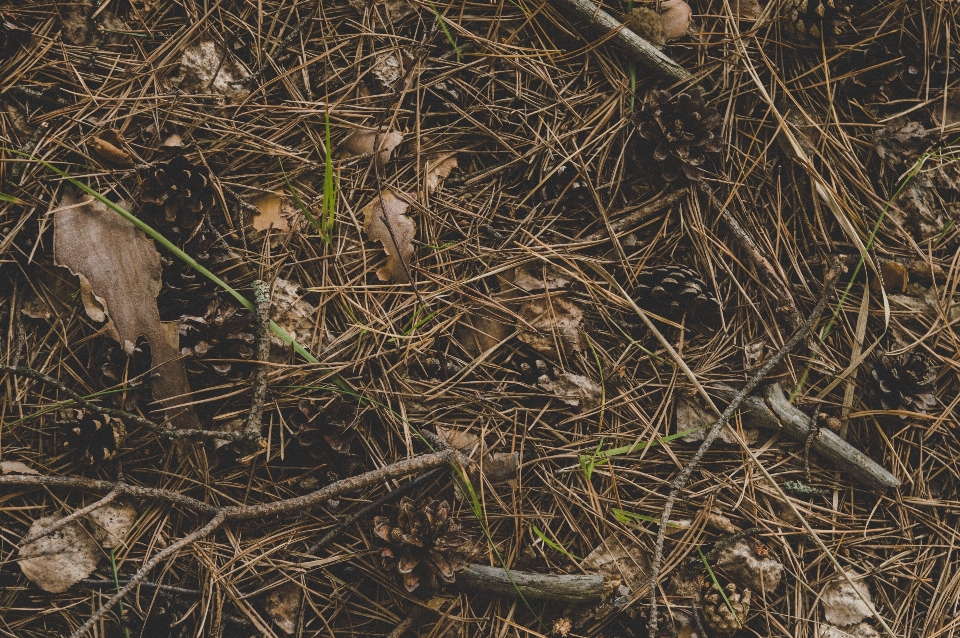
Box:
373;497;470;592
178;298;256;388
633;264;721;330
292;395;357;454
779;0;849;45
60;410;127;464
870;351;937;415
140;155;216;230
699;577;751;637
633;89;721;182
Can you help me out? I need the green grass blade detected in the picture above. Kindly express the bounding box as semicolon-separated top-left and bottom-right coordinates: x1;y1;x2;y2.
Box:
323;110;337;238
280;159;325;239
531;524;581;561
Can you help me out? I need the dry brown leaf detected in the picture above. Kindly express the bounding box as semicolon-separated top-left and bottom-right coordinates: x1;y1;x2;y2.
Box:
372;51;403;88
511;264;571;293
517;295;583;357
660;0;692;40
347;0;417;21
86;501;137;549
18;514;100;593
263;582;302;635
456;311;512;358
677;395;758;445
704;510;738;535
714;538;783;592
424;153;458;192
89;129;135;168
933;87;960;129
251;193;293;232
162;40;252;104
482;452;520;485
729;0;761;21
582;534;651;593
871;260;909;294
362;191;415;283
340;127;403;165
821;569;875;627
821;623;881;638
270;278;319;351
0;460;38;475
53;192;200;431
538;372;601;408
437;425;482;453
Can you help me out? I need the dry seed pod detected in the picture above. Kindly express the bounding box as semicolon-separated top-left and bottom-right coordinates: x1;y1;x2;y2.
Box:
870;351;938;416
140;155;216;231
633;89;721;182
699;577;751;636
61;410;127;464
634;264;721;330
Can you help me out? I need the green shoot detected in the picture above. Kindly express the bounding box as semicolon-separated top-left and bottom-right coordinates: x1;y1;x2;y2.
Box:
427;0;461;60
388;307;441;343
580;438;605;480
0;192;22;204
110;549;132;638
280;159;325;239
323;110;337;239
531;524;581;561
579;426;703;476
698;547;741;625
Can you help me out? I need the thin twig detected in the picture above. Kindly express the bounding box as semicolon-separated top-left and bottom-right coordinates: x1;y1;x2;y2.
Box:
647;266;840;638
242;279;271;452
385;610;422;638
79;578;202;597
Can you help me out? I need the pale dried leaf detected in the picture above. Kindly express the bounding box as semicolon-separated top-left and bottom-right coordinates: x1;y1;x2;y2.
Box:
714;538;783;592
340;128;403;165
821;623;881;638
264;582;302;635
361;191;415;283
538;372;601;408
251;193;292;232
89;129;134;168
660;0;692;40
54;191;200;430
704;510;738;535
677;395;757;445
0;461;38;475
582;534;651;593
372;51;402;88
822;569;875;627
86;501;137;549
347;0;417;21
456;311;512;358
484;452;520;485
517;296;583;356
162;133;183;147
424;153;458;193
870;260;908;294
512;264;571;292
437;426;482;453
162;40;252;104
270;278;319;351
18;514;99;593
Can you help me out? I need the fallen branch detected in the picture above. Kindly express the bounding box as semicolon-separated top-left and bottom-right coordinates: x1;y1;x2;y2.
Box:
712;383;899;490
456;564;607;604
241;279;271;452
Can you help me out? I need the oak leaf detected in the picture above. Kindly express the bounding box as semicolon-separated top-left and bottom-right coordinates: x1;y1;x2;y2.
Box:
362;191;415;283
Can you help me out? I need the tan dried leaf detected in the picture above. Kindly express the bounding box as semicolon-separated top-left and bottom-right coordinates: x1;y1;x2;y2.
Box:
582;534;651;593
821;569;875;627
436;426;482;453
714;538;783;592
424;153;458;193
86;501;137;549
18;514;99;593
0;460;38;475
517;295;583;357
372;51;403;88
456;311;511;358
933;87;960;129
362;191;415;283
347;0;417;21
264;582;302;635
251;193;293;232
340;127;403;165
89;129;135;168
270;278;319;351
704;510;738;535
538;372;601;408
162;40;252;104
53;192;200;431
660;0;692;40
677;395;757;445
871;260;909;294
512;264;571;293
729;0;761;21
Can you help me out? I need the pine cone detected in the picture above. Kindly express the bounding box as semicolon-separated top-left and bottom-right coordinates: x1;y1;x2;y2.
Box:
0;12;31;57
60;410;127;464
292;395;357;454
779;0;848;44
140;155;215;231
178;298;256;385
633;264;721;330
699;577;751;637
870;351;937;415
633;89;721;182
373;497;470;592
96;341;152;411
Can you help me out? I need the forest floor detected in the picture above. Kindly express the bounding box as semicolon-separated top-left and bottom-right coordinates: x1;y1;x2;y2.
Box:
1;1;959;637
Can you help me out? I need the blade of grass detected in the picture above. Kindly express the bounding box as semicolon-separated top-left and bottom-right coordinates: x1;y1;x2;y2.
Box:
323;110;337;238
427;0;461;60
531;524;581;561
280;159;325;240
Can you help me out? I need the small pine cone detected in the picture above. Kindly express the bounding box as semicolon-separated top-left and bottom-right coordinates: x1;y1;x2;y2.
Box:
699;578;751;637
292;395;357;454
634;264;721;330
779;0;849;45
60;410;127;464
140;155;216;231
178;299;256;385
0;13;31;57
96;341;152;410
870;351;937;415
373;496;470;593
633;89;721;182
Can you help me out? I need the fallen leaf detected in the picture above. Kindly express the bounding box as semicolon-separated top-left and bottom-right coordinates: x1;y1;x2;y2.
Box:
714;538;783;592
347;0;417;21
54;191;200;431
251;193;293;232
512;264;571;293
0;460;38;475
517;295;583;357
821;623;881;638
870;260;909;294
933;87;960;129
660;0;692;40
361;190;415;283
424;153;457;193
873;119;927;169
270;278;319;351
456;310;512;358
89;129;135;168
582;534;651;593
821;569;875;627
18;514;100;593
372;51;403;88
538;372;601;408
437;426;482;454
340;127;403;165
729;0;761;21
677;395;758;445
263;581;302;635
704;510;738;535
162;39;252;104
86;500;137;549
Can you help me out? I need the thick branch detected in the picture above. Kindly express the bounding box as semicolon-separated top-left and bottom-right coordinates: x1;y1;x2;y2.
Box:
457;564;607;603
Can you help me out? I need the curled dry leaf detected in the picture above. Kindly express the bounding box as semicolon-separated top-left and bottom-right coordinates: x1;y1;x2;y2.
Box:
54;191;200;431
538;372;601;408
161;39;252;104
86;500;137;549
362;190;415;283
251;193;293;232
424;153;458;193
18;514;100;593
821;623;881;638
437;425;482;454
0;460;39;475
340;127;403;165
263;581;302;635
270;278;319;352
660;0;692;40
89;129;135;168
821;569;875;627
372;51;403;88
517;295;583;357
